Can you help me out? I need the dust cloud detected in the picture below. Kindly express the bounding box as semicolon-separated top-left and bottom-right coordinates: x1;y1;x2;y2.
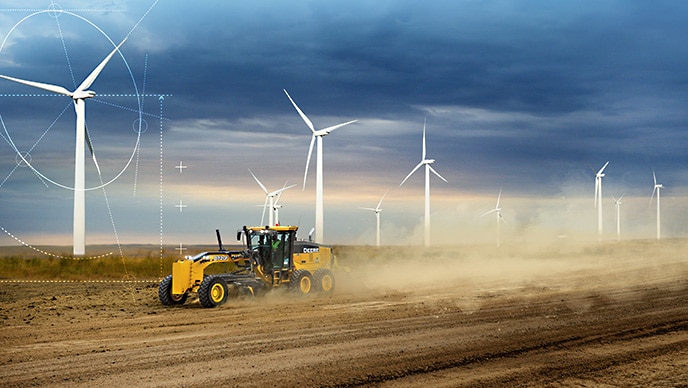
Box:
334;238;688;313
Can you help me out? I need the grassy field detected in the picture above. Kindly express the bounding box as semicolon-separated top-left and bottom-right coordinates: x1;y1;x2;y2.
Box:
0;244;220;280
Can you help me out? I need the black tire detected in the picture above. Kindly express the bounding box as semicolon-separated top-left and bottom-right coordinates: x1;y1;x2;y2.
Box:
198;275;229;308
158;275;188;306
289;270;313;296
313;268;335;295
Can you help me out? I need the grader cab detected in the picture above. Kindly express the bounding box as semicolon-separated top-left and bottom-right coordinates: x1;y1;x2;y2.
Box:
158;226;338;308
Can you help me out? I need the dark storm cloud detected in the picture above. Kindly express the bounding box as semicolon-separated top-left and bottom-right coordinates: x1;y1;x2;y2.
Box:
2;0;688;245
141;0;688;134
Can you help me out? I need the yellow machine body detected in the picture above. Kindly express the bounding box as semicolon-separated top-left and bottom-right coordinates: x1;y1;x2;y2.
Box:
161;225;340;307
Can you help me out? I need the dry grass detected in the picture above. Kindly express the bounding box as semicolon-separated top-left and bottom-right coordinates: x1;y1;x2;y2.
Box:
0;245;206;280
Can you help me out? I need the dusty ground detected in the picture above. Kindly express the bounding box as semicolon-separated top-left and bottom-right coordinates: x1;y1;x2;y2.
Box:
1;241;688;387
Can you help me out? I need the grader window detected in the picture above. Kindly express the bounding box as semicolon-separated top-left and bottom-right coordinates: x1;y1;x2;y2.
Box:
249;232;270;271
271;232;291;270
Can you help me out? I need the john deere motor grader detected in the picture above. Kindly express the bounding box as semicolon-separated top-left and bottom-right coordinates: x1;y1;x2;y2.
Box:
158;225;338;308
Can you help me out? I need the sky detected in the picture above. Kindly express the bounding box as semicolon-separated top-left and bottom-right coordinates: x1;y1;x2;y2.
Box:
0;0;687;251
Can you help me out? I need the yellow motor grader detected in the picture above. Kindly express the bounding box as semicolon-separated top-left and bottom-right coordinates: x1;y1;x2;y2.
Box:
158;225;340;308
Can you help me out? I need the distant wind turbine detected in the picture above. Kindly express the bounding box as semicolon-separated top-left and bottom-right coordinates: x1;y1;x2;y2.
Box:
249;169;295;226
593;161;609;241
272;183;290;226
651;171;664;240
361;192;387;247
283;89;357;243
399;118;447;247
481;189;507;247
0;38;127;256
611;195;624;242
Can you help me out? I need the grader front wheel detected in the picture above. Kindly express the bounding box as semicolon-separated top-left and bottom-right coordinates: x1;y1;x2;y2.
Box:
159;275;188;306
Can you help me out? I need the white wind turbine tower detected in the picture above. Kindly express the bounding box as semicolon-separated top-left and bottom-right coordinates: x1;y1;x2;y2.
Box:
249;169;295;226
283;89;357;243
0;38;127;256
611;195;624;242
361;192;387;247
593;161;609;241
651;171;664;240
399;119;447;247
481;189;507;247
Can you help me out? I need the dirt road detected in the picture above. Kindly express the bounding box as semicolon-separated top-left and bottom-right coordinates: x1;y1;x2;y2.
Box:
1;241;688;386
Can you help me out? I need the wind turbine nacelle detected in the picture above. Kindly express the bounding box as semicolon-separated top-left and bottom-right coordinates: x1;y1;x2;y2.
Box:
73;90;96;100
425;159;435;164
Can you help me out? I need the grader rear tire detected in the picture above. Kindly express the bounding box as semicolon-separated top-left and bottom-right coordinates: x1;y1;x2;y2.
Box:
158;275;188;306
313;268;335;295
199;275;229;308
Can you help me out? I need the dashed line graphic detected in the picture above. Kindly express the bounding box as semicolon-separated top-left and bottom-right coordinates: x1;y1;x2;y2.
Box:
0;279;157;284
0;225;113;260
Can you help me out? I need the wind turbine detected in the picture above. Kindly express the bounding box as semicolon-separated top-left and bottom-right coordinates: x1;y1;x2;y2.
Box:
0;38;127;256
361;192;386;247
283;89;357;243
248;169;295;226
481;189;507;247
611;195;624;242
651;171;664;240
272;183;290;226
399;118;447;247
593;161;609;241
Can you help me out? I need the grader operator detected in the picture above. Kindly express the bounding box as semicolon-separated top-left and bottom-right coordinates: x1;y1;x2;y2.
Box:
158;225;338;308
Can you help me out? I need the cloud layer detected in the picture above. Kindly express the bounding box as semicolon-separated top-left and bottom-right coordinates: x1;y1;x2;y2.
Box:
1;1;687;247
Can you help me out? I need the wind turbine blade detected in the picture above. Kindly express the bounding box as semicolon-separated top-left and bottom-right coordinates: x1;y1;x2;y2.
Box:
274;182;289;206
84;123;101;176
76;38;127;92
270;184;296;197
499;213;507;225
360;207;376;212
248;169;268;194
376;191;388;210
0;74;72;96
597;161;609;175
481;208;497;217
283;89;315;133
653;170;657;186
84;123;95;156
422;118;427;160
321;120;357;135
400;162;423;187
496;189;502;207
303;135;315;189
428;165;448;182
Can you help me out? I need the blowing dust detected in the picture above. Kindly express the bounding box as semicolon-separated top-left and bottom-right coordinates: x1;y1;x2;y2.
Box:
333;239;688;312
